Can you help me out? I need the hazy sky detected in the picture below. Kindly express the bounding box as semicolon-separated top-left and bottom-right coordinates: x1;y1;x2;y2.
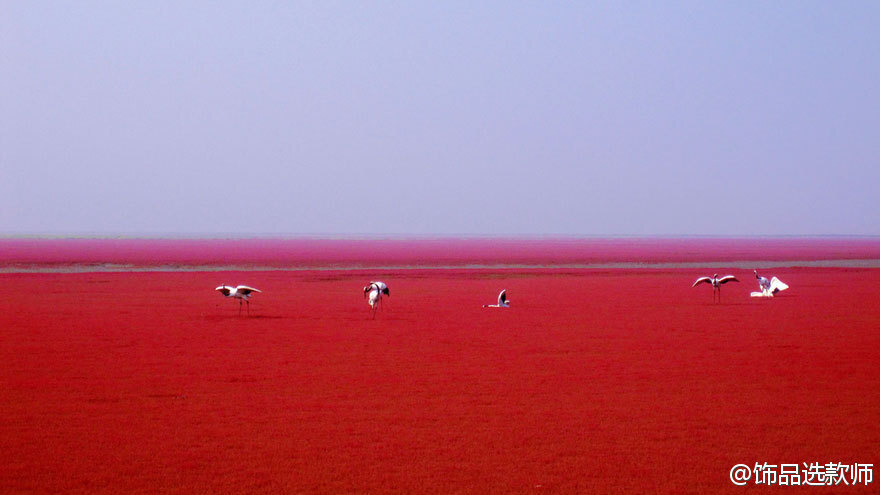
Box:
2;1;878;236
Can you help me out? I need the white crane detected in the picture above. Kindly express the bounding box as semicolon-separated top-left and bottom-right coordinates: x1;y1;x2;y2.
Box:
483;289;510;308
692;274;738;303
216;285;261;316
363;281;390;318
751;270;789;298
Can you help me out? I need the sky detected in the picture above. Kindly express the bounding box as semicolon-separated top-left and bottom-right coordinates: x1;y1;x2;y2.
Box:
2;1;878;236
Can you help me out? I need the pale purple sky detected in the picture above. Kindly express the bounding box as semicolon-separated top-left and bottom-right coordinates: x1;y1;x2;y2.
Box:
2;1;878;236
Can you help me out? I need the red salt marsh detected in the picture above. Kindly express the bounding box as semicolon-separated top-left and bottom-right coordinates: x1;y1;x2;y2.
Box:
1;239;878;493
3;236;880;268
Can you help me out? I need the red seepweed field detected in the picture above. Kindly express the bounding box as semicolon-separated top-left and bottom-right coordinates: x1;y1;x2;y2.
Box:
1;239;878;493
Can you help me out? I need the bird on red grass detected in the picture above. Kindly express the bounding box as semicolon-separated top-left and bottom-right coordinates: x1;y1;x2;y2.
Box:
216;285;261;316
692;274;738;303
483;289;510;308
751;269;789;298
363;281;390;318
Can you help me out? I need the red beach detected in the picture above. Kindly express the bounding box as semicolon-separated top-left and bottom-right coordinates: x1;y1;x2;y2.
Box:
1;238;878;493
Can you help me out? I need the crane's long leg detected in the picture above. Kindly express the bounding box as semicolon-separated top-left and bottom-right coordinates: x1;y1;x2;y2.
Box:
246;299;250;316
239;299;243;316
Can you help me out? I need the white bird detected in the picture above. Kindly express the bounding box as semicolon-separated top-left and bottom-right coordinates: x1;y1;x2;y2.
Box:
216;285;261;315
363;281;390;318
692;274;738;303
751;270;789;298
483;289;510;308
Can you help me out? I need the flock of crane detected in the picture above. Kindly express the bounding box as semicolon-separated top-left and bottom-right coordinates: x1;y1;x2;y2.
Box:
691;270;789;302
215;270;788;317
214;281;396;318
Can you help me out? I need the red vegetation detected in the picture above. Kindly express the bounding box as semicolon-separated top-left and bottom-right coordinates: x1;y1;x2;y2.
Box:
1;241;878;493
2;237;880;268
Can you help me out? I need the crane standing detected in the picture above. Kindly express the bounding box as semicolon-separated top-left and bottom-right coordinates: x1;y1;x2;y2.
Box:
692;274;738;303
216;285;262;316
